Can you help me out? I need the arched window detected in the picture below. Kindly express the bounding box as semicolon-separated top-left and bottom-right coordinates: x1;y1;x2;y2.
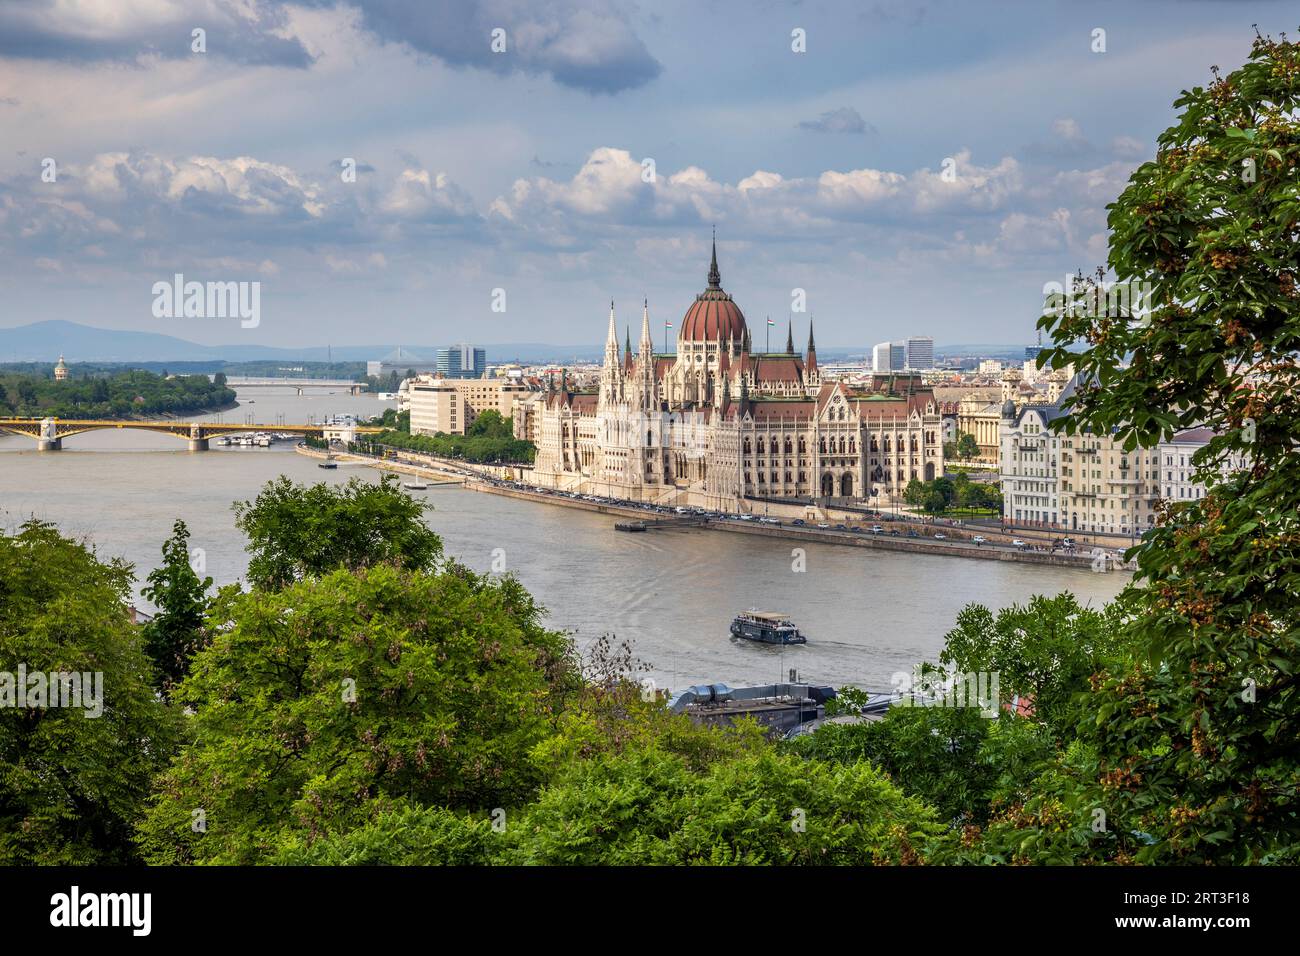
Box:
819;437;826;454
840;473;853;497
821;473;835;497
757;438;765;454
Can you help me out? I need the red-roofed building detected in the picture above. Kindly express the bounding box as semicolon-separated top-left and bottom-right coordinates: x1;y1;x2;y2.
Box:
524;239;945;506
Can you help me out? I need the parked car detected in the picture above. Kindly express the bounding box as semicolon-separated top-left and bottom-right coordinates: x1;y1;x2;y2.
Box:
870;525;884;534
888;529;902;536
791;519;806;526
816;523;830;529
934;532;947;540
972;535;986;545
907;529;920;537
1012;539;1027;548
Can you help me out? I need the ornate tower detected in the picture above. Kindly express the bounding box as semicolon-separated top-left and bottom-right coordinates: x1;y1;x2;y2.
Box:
598;300;624;409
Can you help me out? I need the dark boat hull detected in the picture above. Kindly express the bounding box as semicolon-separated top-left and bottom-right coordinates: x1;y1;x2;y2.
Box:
730;621;806;645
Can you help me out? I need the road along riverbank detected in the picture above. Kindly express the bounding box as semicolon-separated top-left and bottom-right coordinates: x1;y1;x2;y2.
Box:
296;445;1132;574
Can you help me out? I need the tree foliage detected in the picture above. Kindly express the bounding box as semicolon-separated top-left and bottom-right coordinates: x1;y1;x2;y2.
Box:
141;519;212;695
0;368;234;418
232;475;442;590
1012;31;1300;863
136;562;574;864
0;522;178;864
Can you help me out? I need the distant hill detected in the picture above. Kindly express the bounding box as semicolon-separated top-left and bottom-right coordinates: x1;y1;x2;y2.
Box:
0;321;1033;365
0;321;600;364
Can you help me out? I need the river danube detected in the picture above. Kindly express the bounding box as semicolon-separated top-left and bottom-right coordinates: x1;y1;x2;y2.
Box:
0;388;1128;692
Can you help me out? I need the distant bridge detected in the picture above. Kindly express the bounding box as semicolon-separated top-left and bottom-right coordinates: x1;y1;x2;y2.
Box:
0;418;382;451
225;377;369;395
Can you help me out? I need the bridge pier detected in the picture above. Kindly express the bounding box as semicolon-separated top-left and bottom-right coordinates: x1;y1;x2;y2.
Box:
37;438;62;451
188;438;210;452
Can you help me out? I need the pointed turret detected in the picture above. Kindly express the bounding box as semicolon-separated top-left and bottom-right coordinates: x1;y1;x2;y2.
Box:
603;300;619;361
639;298;653;356
806;318;818;372
785;320;794;354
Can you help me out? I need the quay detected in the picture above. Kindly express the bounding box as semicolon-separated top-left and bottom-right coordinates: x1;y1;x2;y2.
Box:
293;445;1132;572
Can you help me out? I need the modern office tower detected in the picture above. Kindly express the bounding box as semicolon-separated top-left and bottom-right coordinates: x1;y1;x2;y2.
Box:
890;342;906;371
436;344;488;379
872;341;893;372
905;336;934;370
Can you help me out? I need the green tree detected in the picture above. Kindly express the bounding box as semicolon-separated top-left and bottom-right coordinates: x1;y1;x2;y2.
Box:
786;707;1053;831
0;522;178;864
232;474;442;591
500;746;938;865
989;32;1300;864
140;519;212;694
213;372;227;388
903;478;927;507
956;433;981;460
939;595;1130;737
136;562;574;864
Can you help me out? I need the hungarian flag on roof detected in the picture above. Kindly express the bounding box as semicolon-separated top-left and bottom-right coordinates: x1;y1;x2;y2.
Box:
766;317;776;326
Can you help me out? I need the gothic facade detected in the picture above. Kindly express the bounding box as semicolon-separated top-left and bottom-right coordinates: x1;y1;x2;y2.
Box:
523;242;945;508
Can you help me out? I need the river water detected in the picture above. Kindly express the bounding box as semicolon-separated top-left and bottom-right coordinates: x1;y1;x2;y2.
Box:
0;387;1128;693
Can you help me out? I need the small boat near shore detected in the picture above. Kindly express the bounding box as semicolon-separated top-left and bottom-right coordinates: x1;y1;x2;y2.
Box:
402;480;429;490
730;610;806;645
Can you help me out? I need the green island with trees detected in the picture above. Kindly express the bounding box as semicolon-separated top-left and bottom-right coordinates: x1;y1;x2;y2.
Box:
1;35;1297;866
0;367;236;419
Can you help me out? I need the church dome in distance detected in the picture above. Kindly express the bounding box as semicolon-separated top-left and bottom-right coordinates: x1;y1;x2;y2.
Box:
679;237;748;345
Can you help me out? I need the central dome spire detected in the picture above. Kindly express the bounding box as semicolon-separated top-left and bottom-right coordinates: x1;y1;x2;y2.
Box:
679;230;747;344
707;225;721;290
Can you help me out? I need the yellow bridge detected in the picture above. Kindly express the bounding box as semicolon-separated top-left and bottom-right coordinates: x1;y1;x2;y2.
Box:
0;417;383;451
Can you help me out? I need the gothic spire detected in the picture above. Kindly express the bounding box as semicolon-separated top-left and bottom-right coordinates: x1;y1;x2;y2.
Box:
786;319;794;354
807;318;816;353
707;227;721;290
639;297;653;355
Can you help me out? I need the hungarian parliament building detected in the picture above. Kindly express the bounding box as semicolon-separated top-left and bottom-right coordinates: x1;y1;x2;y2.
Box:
519;241;944;509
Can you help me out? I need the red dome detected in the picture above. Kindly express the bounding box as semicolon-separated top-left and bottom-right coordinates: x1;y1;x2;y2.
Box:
680;294;747;343
678;238;748;344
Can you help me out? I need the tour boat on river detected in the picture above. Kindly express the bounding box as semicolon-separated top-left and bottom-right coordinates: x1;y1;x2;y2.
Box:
730;611;807;645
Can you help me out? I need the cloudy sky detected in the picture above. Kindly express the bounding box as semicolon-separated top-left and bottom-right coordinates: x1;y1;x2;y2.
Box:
0;0;1290;352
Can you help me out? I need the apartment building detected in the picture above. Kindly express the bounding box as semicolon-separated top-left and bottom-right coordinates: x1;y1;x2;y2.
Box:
406;375;535;436
1157;427;1250;502
998;373;1160;536
999;401;1061;525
